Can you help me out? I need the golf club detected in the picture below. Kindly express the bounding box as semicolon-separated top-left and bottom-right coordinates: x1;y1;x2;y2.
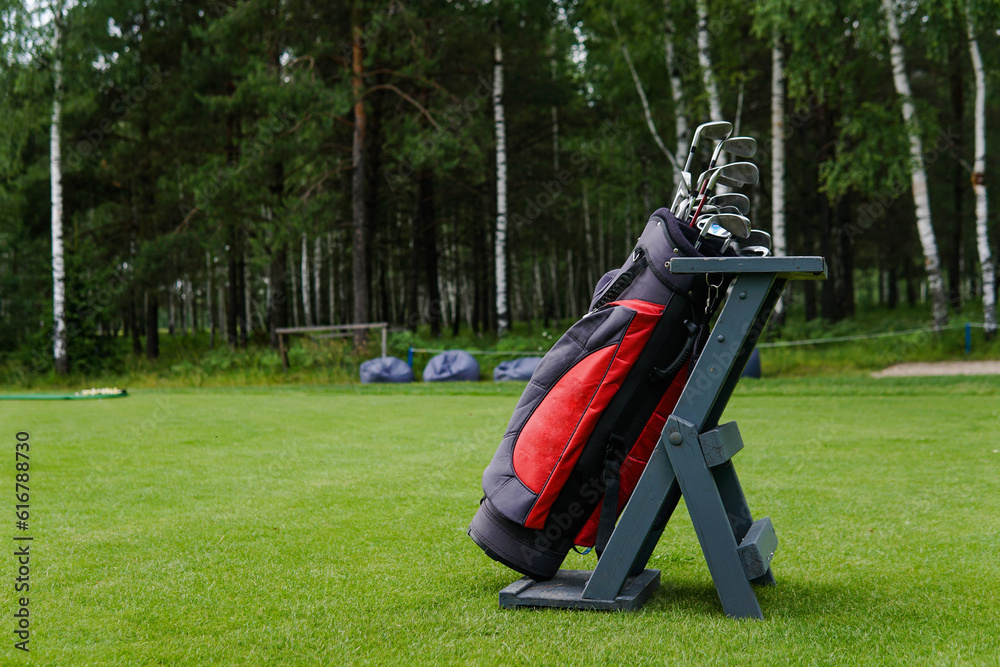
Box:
694;213;751;250
681;121;732;177
739;229;772;251
707;136;757;172
689;162;760;228
709;193;750;215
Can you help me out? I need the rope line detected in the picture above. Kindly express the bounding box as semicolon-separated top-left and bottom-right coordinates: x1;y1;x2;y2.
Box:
757;323;977;348
409;323;985;357
409;348;544;356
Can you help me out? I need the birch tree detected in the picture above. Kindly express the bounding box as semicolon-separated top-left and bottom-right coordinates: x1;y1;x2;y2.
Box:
771;32;787;318
313;235;322;325
696;0;726;190
493;33;508;335
663;0;687;161
696;0;724;122
301;231;313;327
50;1;67;374
966;2;995;336
881;0;948;327
610;13;679;171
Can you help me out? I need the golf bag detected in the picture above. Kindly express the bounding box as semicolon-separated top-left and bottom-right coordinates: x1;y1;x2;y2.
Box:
468;207;733;581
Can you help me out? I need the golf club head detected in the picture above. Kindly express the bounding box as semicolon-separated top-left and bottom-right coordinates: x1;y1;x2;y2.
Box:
742;229;772;250
709;193;750;215
738;245;771;257
696;162;760;193
707;135;758;173
721;136;757;159
705;224;732;240
714;175;750;189
683;121;733;172
703;213;751;239
698;121;733;142
713;161;759;188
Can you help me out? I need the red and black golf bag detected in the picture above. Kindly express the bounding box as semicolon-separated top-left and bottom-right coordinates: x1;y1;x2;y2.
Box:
468;207;733;580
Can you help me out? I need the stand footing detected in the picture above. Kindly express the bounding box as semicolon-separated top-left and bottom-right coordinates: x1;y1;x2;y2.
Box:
499;569;660;611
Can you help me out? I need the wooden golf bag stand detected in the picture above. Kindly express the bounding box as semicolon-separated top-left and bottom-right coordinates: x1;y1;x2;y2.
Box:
500;256;827;619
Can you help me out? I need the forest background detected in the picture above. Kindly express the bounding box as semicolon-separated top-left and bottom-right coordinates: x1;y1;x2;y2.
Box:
2;0;999;383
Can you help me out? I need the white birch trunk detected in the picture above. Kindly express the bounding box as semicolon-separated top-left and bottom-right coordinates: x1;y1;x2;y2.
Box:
313;235;322;325
696;0;726;191
611;13;679;171
50;13;67;374
206;250;215;344
771;34;787;316
300;231;313;326
882;0;948;327
494;39;509;335
967;4;995;335
289;252;300;328
663;0;688;164
328;232;335;324
696;0;724;122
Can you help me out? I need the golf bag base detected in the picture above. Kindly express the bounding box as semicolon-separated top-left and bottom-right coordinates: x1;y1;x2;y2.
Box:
468;496;568;580
468;208;732;581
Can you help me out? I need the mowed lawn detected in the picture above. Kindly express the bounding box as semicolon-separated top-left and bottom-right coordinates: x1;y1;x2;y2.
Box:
2;377;999;665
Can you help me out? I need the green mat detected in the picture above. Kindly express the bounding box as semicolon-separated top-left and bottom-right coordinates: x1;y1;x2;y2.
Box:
0;389;128;400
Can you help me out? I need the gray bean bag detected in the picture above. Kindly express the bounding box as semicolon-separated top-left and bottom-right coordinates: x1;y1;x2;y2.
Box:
741;348;761;379
493;357;543;382
360;356;415;383
422;350;480;382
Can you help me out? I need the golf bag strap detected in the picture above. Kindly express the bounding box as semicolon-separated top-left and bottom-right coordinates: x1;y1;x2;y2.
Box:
595;433;625;555
591;249;649;312
649;319;701;382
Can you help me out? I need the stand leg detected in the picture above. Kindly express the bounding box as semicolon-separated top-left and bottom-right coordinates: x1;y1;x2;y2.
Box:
664;416;763;619
628;481;681;577
713;461;775;585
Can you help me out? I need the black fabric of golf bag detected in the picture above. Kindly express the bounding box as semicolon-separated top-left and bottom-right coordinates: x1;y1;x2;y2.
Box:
468;207;733;581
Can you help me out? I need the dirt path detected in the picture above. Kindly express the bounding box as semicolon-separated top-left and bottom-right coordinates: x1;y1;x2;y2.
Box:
871;360;1000;378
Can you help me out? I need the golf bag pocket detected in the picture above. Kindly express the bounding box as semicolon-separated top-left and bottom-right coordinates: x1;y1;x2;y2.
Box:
469;299;665;579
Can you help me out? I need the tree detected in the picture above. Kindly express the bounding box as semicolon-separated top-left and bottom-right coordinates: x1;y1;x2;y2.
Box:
770;31;787;320
881;0;948;328
351;2;370;346
50;0;67;373
966;0;995;336
493;26;508;336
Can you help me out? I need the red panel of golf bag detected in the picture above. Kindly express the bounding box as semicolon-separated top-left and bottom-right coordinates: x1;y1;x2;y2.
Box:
468;208;732;581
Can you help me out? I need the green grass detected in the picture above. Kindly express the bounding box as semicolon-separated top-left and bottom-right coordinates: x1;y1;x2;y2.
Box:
2;376;999;664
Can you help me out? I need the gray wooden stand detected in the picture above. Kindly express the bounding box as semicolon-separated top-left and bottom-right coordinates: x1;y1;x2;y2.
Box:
500;256;827;619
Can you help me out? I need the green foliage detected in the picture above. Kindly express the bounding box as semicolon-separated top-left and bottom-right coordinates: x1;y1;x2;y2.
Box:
3;0;1000;375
